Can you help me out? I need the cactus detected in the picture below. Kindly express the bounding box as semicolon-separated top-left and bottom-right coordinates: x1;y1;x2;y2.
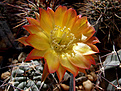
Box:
8;60;48;91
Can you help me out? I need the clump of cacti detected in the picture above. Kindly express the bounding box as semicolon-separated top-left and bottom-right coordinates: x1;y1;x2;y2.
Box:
8;60;48;91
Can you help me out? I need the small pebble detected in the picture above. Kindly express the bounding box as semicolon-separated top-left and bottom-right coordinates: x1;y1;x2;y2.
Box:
83;80;93;91
78;85;84;90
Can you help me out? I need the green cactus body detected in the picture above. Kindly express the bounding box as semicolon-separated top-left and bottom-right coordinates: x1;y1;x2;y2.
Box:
9;60;47;91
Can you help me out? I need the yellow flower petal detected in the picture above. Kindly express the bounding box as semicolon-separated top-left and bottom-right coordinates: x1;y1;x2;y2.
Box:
73;43;97;55
47;7;54;26
25;49;46;61
47;7;54;18
54;6;67;27
67;51;91;69
17;36;29;46
25;34;50;50
39;8;54;35
74;22;91;37
23;25;42;34
26;17;40;27
71;16;87;33
36;32;49;42
74;26;96;43
86;55;96;65
56;64;66;82
60;53;78;76
83;27;96;41
87;44;99;53
62;8;77;28
44;49;60;73
85;37;100;44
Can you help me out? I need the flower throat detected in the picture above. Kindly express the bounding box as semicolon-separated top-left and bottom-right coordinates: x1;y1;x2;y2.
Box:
50;25;76;52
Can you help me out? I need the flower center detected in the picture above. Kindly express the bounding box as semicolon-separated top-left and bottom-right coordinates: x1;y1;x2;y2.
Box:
50;25;76;52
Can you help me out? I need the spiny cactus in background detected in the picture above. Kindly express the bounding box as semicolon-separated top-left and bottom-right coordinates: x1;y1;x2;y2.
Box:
1;0;63;29
8;60;48;91
100;49;121;90
1;0;39;29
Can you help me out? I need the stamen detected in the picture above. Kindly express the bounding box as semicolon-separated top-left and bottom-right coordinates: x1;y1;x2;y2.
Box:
63;26;66;30
50;25;76;52
68;28;71;31
61;29;63;32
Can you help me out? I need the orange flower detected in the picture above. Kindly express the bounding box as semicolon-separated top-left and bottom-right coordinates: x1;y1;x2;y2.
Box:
17;6;99;82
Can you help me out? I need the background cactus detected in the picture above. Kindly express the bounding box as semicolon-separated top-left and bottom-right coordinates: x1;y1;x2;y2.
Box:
8;60;48;91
